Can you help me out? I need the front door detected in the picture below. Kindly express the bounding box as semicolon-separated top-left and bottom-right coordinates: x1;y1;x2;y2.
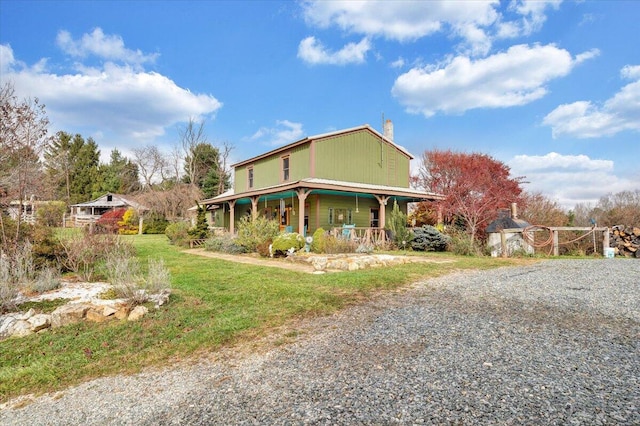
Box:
370;208;379;228
279;206;291;231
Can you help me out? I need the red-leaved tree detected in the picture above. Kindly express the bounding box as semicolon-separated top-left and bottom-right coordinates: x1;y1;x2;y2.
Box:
415;149;525;242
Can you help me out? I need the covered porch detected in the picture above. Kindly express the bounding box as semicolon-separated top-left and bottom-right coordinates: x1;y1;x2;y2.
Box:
201;178;443;239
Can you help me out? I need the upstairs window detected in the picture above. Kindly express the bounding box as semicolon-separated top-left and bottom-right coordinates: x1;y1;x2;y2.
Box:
248;167;254;189
282;155;290;181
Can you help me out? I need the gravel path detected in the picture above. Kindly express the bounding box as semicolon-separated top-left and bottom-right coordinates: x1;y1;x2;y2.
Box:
2;259;638;425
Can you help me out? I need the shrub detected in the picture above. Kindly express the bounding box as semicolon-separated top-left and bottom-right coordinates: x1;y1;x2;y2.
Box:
204;233;246;254
235;215;280;253
271;233;305;257
117;208;139;235
411;225;450;252
59;233;134;281
29;267;61;294
165;221;191;247
104;254;171;307
355;243;374;254
145;258;171;295
324;235;357;254
142;212;169;234
96;208;127;234
36;201;67;227
446;228;486;256
387;200;413;249
0;256;19;313
256;240;273;257
188;204;210;240
310;228;326;253
31;224;65;269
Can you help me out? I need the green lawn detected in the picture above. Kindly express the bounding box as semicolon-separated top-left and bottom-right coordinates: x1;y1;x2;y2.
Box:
0;234;529;402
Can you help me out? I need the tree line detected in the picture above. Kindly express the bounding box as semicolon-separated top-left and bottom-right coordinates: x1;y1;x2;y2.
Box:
1;82;232;227
2;80;637;248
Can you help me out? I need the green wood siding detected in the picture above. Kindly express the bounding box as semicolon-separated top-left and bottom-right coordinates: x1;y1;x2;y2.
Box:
313;131;410;187
234;144;310;193
214;193;408;234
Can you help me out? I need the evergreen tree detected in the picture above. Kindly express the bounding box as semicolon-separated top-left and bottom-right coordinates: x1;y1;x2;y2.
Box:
183;142;228;198
94;149;140;196
68;136;100;203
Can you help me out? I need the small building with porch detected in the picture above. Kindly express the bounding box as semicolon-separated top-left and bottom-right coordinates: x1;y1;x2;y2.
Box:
69;193;147;228
200;122;444;243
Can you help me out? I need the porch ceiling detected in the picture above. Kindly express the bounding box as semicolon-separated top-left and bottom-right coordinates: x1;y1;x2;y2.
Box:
201;178;443;206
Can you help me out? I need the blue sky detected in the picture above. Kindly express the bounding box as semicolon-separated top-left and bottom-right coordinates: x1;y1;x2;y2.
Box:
1;0;638;209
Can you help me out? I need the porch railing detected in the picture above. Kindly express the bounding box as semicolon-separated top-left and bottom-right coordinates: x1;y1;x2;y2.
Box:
329;227;387;245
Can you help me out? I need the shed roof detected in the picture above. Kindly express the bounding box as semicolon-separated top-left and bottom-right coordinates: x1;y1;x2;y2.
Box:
486;216;530;233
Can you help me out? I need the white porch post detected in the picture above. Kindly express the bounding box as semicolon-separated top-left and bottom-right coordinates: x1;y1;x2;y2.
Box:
228;200;237;234
296;189;311;235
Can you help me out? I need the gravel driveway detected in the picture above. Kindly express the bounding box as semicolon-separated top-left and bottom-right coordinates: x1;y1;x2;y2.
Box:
2;259;638;425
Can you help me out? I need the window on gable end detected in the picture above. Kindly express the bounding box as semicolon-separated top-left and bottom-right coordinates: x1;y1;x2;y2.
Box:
248;167;254;189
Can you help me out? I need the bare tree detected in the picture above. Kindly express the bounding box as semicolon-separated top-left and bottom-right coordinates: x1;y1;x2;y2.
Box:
217;140;234;195
162;143;183;185
179;118;207;187
133;145;166;190
136;184;203;221
0;82;51;243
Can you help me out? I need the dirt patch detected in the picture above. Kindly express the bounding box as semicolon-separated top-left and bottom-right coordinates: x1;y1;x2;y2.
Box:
185;249;455;273
186;249;318;273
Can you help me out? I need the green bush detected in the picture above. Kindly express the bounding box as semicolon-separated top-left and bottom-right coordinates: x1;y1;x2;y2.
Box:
188;204;210;240
310;228;326;253
387;200;413;249
271;233;305;257
142;212;169;234
446;228;486;256
235;215;280;253
36;201;67;227
410;225;450;251
165;221;191;247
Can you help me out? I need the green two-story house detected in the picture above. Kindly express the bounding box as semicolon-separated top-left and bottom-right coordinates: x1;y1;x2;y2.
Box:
201;122;443;239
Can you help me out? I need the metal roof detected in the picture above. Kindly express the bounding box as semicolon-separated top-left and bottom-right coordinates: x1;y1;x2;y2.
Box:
201;178;443;206
70;193;147;211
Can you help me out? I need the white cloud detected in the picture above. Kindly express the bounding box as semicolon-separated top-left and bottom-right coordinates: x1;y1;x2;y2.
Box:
250;120;304;146
621;64;640;80
300;1;563;60
301;0;498;42
56;28;158;66
392;44;590;117
0;39;221;145
297;36;371;65
508;0;562;36
508;152;635;208
510;152;613;172
543;65;640;138
390;57;405;69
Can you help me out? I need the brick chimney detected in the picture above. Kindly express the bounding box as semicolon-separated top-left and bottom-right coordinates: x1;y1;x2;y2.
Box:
383;119;394;141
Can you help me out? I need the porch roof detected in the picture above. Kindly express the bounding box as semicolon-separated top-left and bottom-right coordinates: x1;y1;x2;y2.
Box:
70;193;147;211
201;178;444;206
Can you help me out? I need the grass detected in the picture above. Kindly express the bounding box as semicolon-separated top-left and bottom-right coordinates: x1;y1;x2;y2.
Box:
0;234;531;403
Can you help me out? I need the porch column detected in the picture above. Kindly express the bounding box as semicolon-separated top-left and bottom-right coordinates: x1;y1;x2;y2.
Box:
296;188;311;235
374;195;390;229
228;200;237;234
250;196;260;220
